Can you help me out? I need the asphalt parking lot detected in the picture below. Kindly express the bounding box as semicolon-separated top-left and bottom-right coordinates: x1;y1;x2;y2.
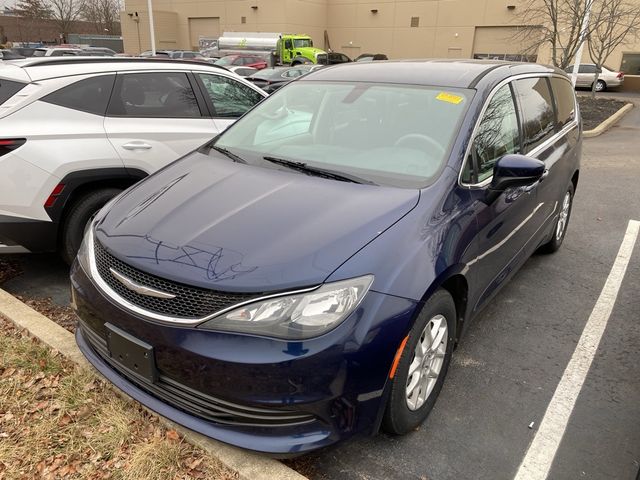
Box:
1;102;639;480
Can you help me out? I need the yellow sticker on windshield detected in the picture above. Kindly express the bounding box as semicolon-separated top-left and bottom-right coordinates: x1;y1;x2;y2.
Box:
436;92;464;104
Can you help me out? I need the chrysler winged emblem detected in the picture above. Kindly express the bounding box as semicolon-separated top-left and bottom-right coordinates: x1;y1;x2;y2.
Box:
109;268;176;299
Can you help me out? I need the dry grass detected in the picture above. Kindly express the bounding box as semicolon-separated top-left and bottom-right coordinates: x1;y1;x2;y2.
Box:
0;316;238;480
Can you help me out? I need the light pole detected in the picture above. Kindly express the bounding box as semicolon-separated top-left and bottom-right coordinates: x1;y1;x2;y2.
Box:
570;0;594;86
146;0;156;55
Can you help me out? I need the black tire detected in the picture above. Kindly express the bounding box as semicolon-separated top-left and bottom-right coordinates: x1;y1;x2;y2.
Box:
382;289;456;435
594;79;606;92
538;183;574;254
60;188;122;265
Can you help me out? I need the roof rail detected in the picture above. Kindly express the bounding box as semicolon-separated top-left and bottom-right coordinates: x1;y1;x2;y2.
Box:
21;57;228;71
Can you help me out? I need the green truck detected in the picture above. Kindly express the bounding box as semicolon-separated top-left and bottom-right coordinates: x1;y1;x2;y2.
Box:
211;32;326;65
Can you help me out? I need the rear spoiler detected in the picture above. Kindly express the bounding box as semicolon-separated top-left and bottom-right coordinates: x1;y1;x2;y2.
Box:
0;64;35;119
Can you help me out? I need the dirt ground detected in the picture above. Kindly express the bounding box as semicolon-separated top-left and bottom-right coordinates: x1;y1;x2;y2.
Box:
0;258;21;285
578;96;627;131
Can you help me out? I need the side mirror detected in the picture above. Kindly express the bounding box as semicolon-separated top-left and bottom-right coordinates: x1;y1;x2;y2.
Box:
490;154;545;192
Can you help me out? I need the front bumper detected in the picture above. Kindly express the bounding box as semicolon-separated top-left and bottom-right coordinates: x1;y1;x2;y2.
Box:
71;261;418;454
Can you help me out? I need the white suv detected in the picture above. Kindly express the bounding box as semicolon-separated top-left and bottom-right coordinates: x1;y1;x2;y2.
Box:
0;57;266;262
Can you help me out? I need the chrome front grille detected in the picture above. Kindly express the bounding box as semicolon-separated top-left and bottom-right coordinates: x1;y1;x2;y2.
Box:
94;239;261;319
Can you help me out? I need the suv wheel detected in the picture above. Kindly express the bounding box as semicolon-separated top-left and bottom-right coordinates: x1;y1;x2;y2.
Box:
382;289;456;435
60;188;122;265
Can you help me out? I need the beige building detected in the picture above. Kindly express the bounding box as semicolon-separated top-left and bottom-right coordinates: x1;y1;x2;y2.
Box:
120;0;640;77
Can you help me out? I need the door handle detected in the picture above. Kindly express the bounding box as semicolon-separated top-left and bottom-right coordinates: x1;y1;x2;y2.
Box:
122;142;152;150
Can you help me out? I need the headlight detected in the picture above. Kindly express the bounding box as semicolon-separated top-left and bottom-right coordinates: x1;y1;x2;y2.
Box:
76;221;94;276
198;275;374;339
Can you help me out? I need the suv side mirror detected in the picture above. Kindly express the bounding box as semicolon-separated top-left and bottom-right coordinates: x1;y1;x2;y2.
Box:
490;154;545;192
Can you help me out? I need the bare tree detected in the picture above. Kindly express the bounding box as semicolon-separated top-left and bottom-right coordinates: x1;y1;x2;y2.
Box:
13;0;52;43
587;0;640;96
49;0;85;41
82;0;121;34
514;0;596;69
15;0;53;18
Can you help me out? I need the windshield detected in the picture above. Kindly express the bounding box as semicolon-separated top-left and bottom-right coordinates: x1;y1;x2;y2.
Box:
215;56;235;66
250;68;285;80
214;82;472;188
293;38;312;48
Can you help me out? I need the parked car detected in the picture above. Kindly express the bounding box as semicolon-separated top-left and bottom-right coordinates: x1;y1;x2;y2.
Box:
225;65;258;77
71;60;581;454
9;47;38;57
215;54;268;70
165;50;211;62
355;53;388;62
32;47;83;57
316;52;351;65
0;49;25;60
246;65;315;92
0;57;266;262
138;50;173;58
139;50;212;63
82;47;117;56
564;63;624;91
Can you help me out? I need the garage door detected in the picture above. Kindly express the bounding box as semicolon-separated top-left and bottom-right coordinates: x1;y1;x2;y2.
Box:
189;17;220;51
473;26;541;62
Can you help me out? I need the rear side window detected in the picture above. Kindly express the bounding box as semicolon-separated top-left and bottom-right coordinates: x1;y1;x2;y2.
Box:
578;65;598;74
108;72;202;118
42;75;115;115
197;73;263;118
513;77;555;152
550;77;576;129
0;79;27;106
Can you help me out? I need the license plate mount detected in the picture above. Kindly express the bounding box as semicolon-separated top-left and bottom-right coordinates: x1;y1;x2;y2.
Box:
105;323;157;383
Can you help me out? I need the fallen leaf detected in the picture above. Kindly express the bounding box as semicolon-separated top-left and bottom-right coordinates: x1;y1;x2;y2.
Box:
83;381;97;392
166;430;180;442
0;413;14;423
58;414;72;426
58;464;77;477
186;457;203;470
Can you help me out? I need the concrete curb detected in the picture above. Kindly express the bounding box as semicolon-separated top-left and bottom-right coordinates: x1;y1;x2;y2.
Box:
583;102;634;138
0;288;308;480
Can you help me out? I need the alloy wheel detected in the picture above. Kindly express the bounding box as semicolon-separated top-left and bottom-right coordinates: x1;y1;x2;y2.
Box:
405;314;448;411
556;191;571;241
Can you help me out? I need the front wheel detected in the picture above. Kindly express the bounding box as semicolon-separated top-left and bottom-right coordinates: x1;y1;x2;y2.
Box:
382;289;456;435
539;183;574;254
60;188;122;265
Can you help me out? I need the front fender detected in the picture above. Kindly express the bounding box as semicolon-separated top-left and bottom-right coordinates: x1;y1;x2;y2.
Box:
326;169;477;305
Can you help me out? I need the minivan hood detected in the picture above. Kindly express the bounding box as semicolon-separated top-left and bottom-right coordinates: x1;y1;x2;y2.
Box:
95;152;419;292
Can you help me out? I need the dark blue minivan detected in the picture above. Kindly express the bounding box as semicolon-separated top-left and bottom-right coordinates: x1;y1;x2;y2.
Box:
72;60;581;454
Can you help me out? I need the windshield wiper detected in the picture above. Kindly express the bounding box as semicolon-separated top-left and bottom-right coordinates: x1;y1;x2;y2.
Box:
211;145;246;164
263;156;376;185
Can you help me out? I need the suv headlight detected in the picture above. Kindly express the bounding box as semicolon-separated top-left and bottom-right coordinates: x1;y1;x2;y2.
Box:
198;275;373;339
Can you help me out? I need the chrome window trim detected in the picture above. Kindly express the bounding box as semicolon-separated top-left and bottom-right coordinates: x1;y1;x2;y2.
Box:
458;72;579;189
86;227;320;326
